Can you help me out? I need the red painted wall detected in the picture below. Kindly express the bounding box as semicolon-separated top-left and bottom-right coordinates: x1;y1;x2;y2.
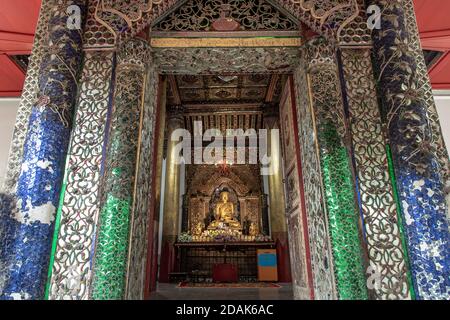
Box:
0;0;40;96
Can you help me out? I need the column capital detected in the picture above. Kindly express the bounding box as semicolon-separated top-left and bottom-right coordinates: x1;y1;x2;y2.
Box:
117;37;151;70
167;105;185;128
304;37;337;71
263;103;279;129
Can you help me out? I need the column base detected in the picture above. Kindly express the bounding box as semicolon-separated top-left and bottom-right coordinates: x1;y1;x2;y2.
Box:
272;232;292;283
159;235;177;283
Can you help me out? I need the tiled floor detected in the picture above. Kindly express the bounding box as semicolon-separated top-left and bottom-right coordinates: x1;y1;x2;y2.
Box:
150;283;294;300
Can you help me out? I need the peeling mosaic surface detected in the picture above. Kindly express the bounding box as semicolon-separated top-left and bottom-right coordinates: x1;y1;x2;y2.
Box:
293;58;336;300
306;39;368;300
3;0;52;194
91;39;151;300
0;0;87;300
370;0;450;300
402;0;449;184
46;52;115;300
0;194;17;294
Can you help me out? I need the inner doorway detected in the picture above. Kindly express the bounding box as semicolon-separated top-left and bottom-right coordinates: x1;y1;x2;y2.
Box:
152;73;296;298
137;0;308;300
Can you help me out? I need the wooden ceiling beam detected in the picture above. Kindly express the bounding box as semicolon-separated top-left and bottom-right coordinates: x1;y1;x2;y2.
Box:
150;31;301;38
265;74;280;103
168;75;182;105
150;37;301;48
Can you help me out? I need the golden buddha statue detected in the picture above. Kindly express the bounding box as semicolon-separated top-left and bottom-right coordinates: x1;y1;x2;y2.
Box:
208;191;242;231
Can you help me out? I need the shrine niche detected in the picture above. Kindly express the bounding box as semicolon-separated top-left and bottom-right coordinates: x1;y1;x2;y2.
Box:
181;164;270;242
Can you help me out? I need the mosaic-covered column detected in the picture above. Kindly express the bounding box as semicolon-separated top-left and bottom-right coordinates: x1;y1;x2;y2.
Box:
125;67;161;300
2;0;52;194
339;48;411;300
90;38;151;300
402;0;450;222
292;53;336;300
159;106;185;283
0;0;87;300
402;0;449;189
369;0;450;300
264;110;291;283
305;38;368;300
46;51;116;300
338;47;413;300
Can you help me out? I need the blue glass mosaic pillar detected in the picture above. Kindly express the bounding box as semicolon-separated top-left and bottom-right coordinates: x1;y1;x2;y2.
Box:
369;0;449;299
0;0;87;300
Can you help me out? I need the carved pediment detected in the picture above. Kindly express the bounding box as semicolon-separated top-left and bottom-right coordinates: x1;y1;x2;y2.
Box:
199;173;250;197
85;0;370;49
152;0;299;32
187;164;262;196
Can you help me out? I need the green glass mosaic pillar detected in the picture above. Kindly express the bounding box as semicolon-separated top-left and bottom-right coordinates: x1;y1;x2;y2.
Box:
91;38;151;300
305;38;368;300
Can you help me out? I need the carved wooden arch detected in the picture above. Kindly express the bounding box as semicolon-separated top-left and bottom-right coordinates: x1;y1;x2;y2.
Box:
199;175;250;197
84;0;371;49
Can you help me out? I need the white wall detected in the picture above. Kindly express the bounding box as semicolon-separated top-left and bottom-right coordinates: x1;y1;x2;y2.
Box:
434;91;450;151
0;98;19;189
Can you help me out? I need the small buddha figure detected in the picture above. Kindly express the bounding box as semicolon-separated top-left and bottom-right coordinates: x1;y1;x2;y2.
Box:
193;221;204;236
208;191;242;231
249;222;259;237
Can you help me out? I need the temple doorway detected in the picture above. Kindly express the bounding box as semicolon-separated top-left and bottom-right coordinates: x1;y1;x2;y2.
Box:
5;0;446;302
136;0;308;299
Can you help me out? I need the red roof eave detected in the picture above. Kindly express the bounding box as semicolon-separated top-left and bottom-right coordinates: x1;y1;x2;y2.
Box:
1;0;450;95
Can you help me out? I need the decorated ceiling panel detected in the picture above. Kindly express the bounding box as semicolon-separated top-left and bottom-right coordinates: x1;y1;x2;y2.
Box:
167;74;281;105
167;73;284;134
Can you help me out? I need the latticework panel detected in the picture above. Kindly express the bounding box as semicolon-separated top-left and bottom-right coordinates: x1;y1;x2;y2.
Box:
340;48;411;300
47;52;115;300
83;0;371;49
84;0;178;49
153;0;298;31
125;67;159;300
